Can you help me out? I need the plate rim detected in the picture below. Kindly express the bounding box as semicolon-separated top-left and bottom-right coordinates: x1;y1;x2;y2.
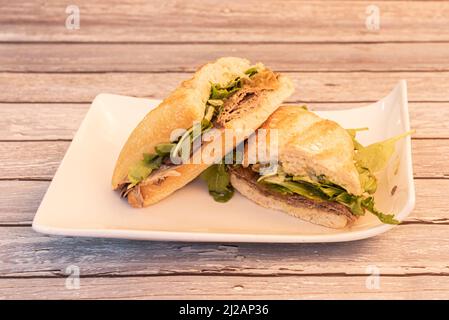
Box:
32;80;415;243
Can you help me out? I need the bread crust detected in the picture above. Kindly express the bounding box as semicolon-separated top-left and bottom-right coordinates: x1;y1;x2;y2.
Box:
128;75;294;207
230;172;355;229
112;57;294;207
112;57;252;189
244;106;362;195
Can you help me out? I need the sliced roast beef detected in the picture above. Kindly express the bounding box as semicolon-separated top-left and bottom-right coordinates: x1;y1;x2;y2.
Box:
216;70;280;127
229;165;354;218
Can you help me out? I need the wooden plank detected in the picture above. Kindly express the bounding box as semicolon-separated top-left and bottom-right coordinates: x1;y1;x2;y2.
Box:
5;43;449;72
0;72;448;103
1;222;449;278
2;1;449;43
0;141;68;179
1;178;446;226
0;139;445;180
1;275;448;299
0;103;87;141
0;181;49;225
2;102;448;141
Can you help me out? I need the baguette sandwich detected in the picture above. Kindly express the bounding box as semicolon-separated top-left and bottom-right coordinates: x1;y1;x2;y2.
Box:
216;106;411;229
112;57;294;207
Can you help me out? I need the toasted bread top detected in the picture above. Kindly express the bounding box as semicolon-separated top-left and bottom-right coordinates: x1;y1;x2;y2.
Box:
112;57;253;189
244;106;362;195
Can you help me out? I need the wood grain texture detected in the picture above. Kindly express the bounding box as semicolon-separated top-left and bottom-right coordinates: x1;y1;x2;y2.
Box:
1;275;449;299
0;104;87;140
0;181;49;225
5;43;449;72
1;72;449;103
0;139;445;180
2;0;449;43
0;223;449;278
0;178;447;225
2;102;448;140
2;0;449;300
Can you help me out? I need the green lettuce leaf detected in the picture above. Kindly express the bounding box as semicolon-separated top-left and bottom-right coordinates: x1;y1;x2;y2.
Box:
262;176;327;201
210;78;242;100
155;143;175;156
261;172;398;224
356;165;377;194
128;163;153;188
346;127;368;150
244;67;258;77
127;71;253;189
200;164;234;203
362;197;399;224
354;131;413;173
127;154;163;188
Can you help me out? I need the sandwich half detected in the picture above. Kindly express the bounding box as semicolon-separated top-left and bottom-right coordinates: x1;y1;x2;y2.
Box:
112;57;294;207
228;106;402;229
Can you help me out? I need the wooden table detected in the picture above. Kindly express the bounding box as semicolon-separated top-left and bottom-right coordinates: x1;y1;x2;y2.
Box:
1;0;449;299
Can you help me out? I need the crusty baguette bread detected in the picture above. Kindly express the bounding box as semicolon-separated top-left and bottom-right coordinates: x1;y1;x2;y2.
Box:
112;57;294;207
233;106;362;229
112;57;252;189
244;106;362;195
127;163;210;207
230;172;355;229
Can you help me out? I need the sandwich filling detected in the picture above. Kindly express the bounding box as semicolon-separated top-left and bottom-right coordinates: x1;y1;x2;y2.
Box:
201;127;413;225
119;66;280;197
229;165;356;221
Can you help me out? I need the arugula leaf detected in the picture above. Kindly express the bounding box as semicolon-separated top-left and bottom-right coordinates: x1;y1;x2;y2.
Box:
127;152;164;188
126;73;247;188
128;162;153;188
346;128;368;150
200;164;234;203
244;67;258;77
210;86;231;100
362;197;400;224
210;78;242;100
262;172;398;224
155;143;175;156
354;131;413;173
253;128;410;225
319;184;346;198
261;177;327;202
207;99;224;107
142;153;158;163
334;193;365;216
357;165;377;194
265;183;293;196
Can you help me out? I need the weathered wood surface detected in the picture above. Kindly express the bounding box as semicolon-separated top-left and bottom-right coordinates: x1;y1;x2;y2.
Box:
2;0;449;43
4;43;449;72
1;72;449;103
1;275;448;299
2;102;449;140
1;0;449;299
1;221;449;278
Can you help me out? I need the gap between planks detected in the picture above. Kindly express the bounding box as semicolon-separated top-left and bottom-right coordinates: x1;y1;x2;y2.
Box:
2;275;449;299
3;0;449;43
2;72;449;103
1;102;448;140
2;272;449;280
1;223;449;279
4;42;449;73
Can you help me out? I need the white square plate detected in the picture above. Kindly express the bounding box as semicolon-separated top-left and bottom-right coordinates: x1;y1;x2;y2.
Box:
33;81;415;243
